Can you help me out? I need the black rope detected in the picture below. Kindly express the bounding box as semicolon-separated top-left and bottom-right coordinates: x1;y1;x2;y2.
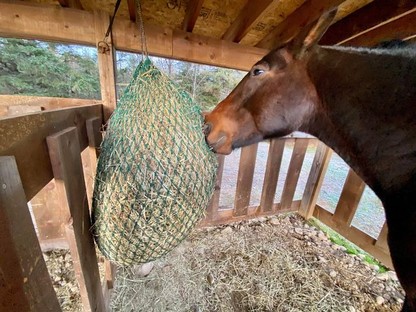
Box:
105;0;122;39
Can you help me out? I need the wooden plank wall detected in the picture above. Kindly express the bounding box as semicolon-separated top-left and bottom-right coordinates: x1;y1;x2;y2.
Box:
0;106;114;312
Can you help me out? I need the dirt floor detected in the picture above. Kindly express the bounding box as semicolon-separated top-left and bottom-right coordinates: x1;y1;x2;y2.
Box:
45;213;405;312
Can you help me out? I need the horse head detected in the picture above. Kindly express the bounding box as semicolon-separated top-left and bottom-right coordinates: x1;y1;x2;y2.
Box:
204;9;337;155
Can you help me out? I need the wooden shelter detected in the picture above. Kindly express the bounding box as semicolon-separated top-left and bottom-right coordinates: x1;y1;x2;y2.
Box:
0;0;415;311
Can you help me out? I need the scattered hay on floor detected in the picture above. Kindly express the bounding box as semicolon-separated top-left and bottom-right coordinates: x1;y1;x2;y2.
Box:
43;249;106;312
111;213;404;312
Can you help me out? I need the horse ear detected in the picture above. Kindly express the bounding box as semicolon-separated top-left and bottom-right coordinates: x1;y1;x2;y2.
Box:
289;8;337;59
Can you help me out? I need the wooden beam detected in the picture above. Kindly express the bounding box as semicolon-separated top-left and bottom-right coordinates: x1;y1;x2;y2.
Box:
126;0;136;22
94;10;117;121
47;127;105;312
0;156;61;312
0;104;102;201
0;1;95;45
333;169;365;226
234;144;259;217
0;95;102;110
339;8;416;46
199;200;301;227
181;0;205;32
57;0;83;10
321;0;416;45
299;141;332;219
280;139;309;210
221;0;273;42
256;0;345;50
313;205;392;268
0;1;267;71
260;139;285;213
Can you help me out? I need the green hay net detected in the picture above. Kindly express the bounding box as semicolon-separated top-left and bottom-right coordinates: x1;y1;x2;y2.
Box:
92;58;217;266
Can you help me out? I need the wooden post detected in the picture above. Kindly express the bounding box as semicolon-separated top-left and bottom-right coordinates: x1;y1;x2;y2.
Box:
332;168;366;226
375;222;389;252
47;127;105;312
206;155;225;221
85;117;103;208
0;156;61;312
260;139;285;213
280;139;308;210
234;144;258;217
94;10;117;122
299;141;332;219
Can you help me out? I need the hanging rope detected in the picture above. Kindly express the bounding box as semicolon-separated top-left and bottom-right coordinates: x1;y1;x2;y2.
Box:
135;0;148;60
97;0;122;54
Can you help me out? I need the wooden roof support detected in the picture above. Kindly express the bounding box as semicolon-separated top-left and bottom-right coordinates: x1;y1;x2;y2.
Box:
339;7;416;46
181;0;205;32
256;0;345;50
0;1;267;71
127;0;136;22
321;0;416;45
221;0;273;42
57;0;83;10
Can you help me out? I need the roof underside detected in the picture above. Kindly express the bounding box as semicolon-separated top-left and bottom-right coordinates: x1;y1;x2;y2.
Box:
28;0;416;46
1;0;416;70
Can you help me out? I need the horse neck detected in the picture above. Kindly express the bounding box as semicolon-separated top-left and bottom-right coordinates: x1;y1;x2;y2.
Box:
303;46;416;196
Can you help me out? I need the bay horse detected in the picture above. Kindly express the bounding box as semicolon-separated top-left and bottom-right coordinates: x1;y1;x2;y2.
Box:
204;10;416;312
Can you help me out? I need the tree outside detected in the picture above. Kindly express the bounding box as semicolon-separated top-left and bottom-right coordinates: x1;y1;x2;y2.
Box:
0;38;100;99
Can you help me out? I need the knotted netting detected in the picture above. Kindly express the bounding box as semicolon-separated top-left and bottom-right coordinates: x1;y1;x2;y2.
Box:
92;58;217;266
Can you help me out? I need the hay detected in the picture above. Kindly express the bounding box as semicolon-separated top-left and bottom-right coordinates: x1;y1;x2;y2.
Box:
111;214;404;312
92;58;217;266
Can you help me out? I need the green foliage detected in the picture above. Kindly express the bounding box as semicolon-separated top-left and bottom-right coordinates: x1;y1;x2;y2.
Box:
0;38;100;99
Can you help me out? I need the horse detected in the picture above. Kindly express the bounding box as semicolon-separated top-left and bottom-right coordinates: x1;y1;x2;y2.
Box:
203;10;416;312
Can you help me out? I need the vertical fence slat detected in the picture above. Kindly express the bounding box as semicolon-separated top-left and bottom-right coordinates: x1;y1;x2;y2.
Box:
0;156;61;312
260;139;285;213
333;168;365;226
206;154;225;220
375;222;389;252
234;144;258;217
299;141;332;219
47;127;105;312
280;139;309;210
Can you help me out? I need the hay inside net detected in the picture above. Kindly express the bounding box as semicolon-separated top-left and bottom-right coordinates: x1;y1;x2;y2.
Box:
92;58;217;266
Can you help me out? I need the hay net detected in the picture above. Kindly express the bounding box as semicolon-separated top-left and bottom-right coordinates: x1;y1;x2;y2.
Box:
92;58;217;266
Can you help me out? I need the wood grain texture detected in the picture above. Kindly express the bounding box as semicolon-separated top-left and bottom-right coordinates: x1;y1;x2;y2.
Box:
333;168;365;226
47;127;105;312
321;0;416;45
280;139;309;210
0;156;61;312
299;141;332;219
222;0;273;42
182;0;205;32
260;139;285;213
234;144;259;217
313;205;392;268
256;0;345;49
0;104;102;201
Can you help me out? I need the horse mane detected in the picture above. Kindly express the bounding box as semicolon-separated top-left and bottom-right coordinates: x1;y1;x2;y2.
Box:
321;40;416;58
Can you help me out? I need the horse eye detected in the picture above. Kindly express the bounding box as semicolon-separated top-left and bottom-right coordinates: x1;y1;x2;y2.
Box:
252;68;265;76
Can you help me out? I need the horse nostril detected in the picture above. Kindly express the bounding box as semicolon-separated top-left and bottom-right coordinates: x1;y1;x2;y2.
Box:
203;122;212;136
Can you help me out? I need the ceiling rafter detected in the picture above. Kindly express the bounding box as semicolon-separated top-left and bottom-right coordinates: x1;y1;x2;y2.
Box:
127;0;136;22
221;0;273;43
338;7;416;46
320;0;416;45
57;0;83;10
181;0;205;32
256;0;346;50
